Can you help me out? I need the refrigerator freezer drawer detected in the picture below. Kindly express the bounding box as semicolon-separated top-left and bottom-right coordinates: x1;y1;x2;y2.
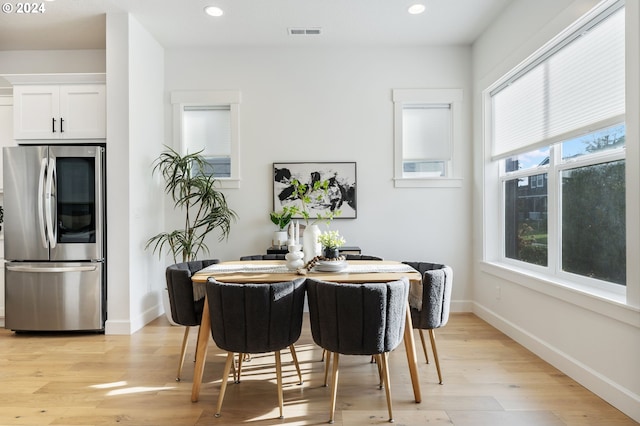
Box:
5;262;105;332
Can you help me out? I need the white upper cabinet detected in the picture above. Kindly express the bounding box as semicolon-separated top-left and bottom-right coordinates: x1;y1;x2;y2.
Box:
13;84;106;140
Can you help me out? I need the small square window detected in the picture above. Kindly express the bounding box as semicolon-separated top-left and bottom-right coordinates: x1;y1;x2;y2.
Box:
393;89;463;188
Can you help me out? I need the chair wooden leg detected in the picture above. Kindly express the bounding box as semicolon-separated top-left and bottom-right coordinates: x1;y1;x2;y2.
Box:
321;348;326;361
289;344;303;385
231;357;237;383
236;353;244;383
323;350;331;387
428;329;443;384
418;329;429;364
176;326;190;382
329;352;340;424
215;352;235;417
275;350;284;419
375;354;383;389
377;353;394;423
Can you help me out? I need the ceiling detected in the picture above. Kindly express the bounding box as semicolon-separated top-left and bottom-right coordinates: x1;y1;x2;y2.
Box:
0;0;512;51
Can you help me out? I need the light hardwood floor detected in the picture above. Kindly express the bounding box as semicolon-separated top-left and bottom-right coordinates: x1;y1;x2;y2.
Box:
0;313;636;426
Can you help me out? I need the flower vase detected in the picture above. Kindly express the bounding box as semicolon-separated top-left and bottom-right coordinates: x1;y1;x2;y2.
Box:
323;247;340;259
303;224;322;263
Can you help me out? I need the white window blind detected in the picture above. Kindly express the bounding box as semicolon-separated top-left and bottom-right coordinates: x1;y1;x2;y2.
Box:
183;106;231;157
402;104;452;161
491;4;624;159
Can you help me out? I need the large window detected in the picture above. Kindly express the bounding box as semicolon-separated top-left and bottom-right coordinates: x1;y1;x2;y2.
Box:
171;90;241;188
490;1;626;289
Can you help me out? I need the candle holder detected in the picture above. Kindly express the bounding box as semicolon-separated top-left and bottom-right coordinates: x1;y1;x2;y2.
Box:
285;244;304;271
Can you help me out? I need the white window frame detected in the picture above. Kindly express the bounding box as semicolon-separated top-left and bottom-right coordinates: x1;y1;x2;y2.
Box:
393;88;463;188
483;0;628;304
499;139;626;297
171;90;241;189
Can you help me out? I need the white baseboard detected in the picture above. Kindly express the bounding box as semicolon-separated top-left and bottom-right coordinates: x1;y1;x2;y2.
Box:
473;302;640;423
105;303;163;335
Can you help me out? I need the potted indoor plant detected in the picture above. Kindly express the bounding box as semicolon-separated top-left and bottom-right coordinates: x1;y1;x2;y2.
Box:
317;230;346;259
270;206;294;247
146;147;238;263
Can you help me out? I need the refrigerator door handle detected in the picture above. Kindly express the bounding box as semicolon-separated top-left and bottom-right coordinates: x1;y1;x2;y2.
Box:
45;157;57;248
6;264;99;273
38;157;48;249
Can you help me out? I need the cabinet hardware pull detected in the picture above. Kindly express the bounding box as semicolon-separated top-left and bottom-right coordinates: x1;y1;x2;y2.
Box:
52;117;56;133
60;117;64;133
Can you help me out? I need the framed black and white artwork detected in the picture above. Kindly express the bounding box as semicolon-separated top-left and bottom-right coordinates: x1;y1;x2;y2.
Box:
273;162;357;219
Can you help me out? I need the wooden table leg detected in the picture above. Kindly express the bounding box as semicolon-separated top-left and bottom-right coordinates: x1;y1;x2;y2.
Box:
403;304;422;403
191;297;211;402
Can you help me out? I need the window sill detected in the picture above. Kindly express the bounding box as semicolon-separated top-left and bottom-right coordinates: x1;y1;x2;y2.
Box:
215;178;240;189
480;261;639;328
393;177;462;188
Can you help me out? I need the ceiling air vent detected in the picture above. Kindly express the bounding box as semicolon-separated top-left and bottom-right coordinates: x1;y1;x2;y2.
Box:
288;27;322;36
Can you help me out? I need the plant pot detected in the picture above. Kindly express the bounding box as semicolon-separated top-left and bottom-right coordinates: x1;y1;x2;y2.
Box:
273;230;288;247
323;247;340;259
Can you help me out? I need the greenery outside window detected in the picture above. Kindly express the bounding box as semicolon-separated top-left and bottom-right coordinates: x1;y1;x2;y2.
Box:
502;125;626;287
171;90;241;189
393;88;463;188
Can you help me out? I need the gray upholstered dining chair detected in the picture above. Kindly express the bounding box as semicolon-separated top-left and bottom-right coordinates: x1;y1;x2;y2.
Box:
306;278;410;424
165;259;219;382
402;261;453;384
238;254;304;382
342;254;383;260
239;254;286;260
205;277;307;419
319;253;383;363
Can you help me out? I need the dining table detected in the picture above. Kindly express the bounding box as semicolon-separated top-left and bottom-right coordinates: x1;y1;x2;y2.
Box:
189;259;423;403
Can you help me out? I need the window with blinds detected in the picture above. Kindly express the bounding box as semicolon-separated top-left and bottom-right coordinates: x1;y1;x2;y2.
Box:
183;106;232;178
393;88;463;186
171;90;241;188
402;104;452;177
491;3;624;159
489;0;626;289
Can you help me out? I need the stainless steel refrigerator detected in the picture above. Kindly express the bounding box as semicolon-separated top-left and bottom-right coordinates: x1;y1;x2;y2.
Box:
3;144;106;331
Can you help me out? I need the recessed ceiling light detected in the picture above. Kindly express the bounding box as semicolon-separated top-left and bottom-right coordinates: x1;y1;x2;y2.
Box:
204;6;224;17
408;4;426;15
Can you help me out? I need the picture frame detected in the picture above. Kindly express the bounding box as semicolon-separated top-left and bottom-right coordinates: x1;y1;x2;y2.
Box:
273;162;357;219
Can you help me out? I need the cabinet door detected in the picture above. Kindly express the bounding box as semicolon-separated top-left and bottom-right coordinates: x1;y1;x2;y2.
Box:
59;85;106;139
0;96;17;189
13;85;60;139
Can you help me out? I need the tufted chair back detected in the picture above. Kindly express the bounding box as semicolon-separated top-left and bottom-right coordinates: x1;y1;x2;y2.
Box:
306;278;409;355
402;262;453;330
239;254;286;261
342;254;383;261
165;259;219;326
402;261;453;384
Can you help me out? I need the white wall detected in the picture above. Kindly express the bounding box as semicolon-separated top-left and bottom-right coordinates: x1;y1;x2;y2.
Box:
0;50;105;89
472;0;640;421
163;45;474;309
105;12;166;334
127;15;166;332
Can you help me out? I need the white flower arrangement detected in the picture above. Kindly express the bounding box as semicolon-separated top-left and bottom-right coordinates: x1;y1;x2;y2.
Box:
317;230;346;249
